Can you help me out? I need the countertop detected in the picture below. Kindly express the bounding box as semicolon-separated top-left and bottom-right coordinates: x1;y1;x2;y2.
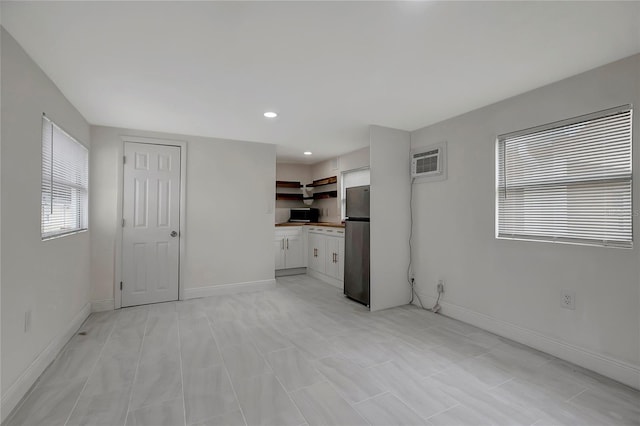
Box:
275;222;345;228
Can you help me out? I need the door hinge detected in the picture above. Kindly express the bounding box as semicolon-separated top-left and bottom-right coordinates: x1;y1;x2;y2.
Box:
122;218;125;227
120;281;123;291
123;156;126;164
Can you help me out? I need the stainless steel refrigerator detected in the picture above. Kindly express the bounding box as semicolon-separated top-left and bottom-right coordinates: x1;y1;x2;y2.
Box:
344;185;370;306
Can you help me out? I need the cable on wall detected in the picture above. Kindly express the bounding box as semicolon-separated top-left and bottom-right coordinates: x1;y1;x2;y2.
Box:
407;177;423;307
407;144;441;313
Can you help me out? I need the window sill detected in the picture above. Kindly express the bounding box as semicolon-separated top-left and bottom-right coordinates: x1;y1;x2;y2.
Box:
42;228;88;241
496;235;632;250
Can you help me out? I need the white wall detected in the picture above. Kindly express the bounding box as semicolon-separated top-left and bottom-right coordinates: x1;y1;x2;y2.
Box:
90;126;276;304
1;28;92;419
370;126;411;312
0;27;3;425
411;54;640;389
276;163;313;182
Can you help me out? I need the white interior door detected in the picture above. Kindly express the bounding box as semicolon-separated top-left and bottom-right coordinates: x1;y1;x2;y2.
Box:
122;142;181;307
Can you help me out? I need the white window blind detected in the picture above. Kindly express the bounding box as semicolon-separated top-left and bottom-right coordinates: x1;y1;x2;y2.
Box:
341;168;370;219
497;105;632;248
41;116;89;239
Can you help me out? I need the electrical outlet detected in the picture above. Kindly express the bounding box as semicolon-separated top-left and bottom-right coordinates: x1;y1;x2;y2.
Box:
437;280;444;294
561;290;575;310
24;310;32;333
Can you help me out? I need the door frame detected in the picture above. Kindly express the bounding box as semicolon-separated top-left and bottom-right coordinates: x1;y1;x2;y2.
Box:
114;136;188;309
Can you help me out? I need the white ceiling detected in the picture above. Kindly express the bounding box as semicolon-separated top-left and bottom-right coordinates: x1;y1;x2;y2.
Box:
2;2;639;163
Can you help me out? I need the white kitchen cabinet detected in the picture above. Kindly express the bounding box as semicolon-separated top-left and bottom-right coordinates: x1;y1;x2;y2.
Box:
274;238;286;270
324;235;340;278
308;231;325;272
275;227;305;270
284;231;304;268
307;226;345;288
337;236;345;282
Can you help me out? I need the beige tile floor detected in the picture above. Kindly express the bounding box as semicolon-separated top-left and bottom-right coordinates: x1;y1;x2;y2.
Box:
5;275;640;426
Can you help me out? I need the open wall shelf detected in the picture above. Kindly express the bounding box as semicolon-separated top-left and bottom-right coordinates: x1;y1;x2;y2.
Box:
276;193;304;201
313;190;338;200
275;176;337;202
306;176;337;187
276;180;303;188
275;180;304;201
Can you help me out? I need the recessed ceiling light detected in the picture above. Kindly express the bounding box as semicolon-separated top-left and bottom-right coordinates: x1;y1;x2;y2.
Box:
304;151;312;155
264;111;278;118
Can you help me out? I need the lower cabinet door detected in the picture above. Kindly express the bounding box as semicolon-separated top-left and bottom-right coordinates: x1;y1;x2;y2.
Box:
324;236;338;279
308;232;325;273
284;234;304;268
274;238;285;270
337;237;345;281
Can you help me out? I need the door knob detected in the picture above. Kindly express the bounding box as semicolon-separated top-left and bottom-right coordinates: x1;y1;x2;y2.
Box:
170;231;178;237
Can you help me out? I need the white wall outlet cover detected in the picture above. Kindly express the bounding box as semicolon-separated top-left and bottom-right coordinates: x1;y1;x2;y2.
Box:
24;310;32;332
561;290;576;310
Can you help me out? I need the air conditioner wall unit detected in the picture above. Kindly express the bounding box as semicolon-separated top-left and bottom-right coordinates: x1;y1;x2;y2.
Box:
411;141;447;180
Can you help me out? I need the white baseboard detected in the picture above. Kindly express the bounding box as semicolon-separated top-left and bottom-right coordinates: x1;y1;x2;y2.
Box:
1;302;91;423
307;269;343;290
91;299;114;312
275;267;307;277
416;292;640;390
183;279;277;299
